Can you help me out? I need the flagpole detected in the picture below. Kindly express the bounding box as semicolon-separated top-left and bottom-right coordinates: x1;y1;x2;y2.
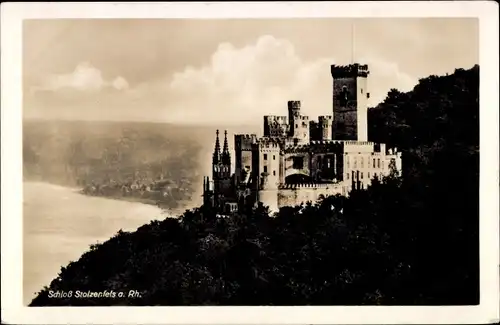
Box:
351;22;355;64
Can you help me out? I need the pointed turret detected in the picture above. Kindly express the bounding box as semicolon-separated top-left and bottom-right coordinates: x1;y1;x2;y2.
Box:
212;129;221;164
222;130;231;165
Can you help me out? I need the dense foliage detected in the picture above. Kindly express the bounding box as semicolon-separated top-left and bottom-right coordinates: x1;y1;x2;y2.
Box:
30;65;479;306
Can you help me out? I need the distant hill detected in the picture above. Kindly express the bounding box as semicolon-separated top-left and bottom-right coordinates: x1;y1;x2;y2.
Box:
23;119;258;209
30;65;479;306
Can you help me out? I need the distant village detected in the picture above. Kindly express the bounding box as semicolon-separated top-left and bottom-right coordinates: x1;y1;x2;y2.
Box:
80;175;194;209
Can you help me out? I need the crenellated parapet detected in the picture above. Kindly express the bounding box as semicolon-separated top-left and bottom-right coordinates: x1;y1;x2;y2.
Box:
278;182;342;189
309;140;343;153
235;134;257;151
331;63;370;78
318;115;333;122
287;100;301;110
282;143;310;154
264;115;288;122
252;137;282;152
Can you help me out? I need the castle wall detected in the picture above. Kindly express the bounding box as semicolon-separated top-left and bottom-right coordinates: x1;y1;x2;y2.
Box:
258;189;279;213
310;153;339;182
284;152;311;179
276;183;346;209
343;148;402;189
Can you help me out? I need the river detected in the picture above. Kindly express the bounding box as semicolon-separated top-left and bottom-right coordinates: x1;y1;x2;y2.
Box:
23;181;166;305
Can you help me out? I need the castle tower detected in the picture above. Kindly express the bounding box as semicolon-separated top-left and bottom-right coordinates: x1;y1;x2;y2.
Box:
287;100;309;144
252;138;281;213
331;63;370;141
318;115;334;141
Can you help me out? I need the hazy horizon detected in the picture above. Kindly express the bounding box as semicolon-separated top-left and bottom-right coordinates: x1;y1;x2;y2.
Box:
24;18;478;124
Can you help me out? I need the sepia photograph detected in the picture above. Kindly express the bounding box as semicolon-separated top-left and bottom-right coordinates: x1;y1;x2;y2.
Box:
1;2;499;324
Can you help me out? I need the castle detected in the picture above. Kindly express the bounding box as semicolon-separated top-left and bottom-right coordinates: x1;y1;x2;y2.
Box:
203;63;402;214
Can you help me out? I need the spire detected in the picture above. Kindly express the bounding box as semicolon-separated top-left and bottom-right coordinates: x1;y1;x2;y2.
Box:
212;129;221;164
221;130;231;165
223;130;229;153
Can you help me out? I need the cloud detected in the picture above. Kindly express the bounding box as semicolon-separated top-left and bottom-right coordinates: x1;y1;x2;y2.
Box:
165;35;418;125
111;76;130;90
26;36;417;124
35;62;129;93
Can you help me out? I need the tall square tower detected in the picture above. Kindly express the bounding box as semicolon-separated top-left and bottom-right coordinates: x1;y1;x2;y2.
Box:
331;63;370;141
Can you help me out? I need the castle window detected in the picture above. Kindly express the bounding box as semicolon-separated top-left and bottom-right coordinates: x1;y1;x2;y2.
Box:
293;156;304;169
377;158;380;168
373;158;376;168
361;157;364;168
354;157;357;168
361;172;364;179
367;92;370;99
361;88;363;94
346;173;349;180
273;170;276;176
273;155;276;160
264;154;268;160
368;172;371;178
264;166;268;173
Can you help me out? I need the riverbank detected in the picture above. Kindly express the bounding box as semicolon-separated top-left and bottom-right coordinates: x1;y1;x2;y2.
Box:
23;181;165;305
78;190;192;216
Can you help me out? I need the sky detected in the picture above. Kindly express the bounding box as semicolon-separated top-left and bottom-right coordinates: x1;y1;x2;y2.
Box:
23;18;479;125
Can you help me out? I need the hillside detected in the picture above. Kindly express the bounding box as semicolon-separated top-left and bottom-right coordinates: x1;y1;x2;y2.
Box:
29;65;479;306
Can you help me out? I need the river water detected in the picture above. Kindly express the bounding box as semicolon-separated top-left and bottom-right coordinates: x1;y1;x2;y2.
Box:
23;181;166;305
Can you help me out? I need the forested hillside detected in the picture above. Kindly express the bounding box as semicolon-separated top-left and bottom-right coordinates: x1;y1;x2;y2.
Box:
30;65;479;306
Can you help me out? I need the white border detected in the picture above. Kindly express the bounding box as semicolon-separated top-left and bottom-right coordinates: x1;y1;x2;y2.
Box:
1;2;499;324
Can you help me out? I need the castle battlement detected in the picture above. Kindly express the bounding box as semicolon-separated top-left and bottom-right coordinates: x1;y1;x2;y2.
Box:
264;115;287;122
318;115;333;121
342;140;374;146
254;137;281;148
310;140;339;145
235;134;257;139
283;144;311;153
288;101;301;109
331;63;370;78
278;183;341;189
235;134;257;150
